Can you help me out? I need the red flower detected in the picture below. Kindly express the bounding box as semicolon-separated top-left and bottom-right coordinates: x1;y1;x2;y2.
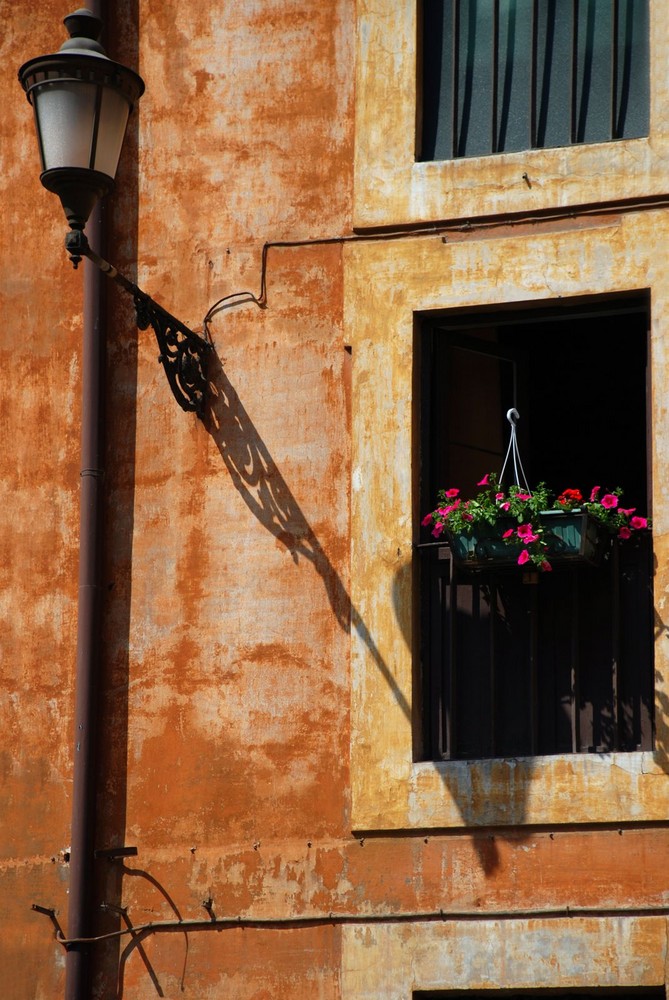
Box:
477;474;490;486
422;513;433;526
630;516;648;530
444;488;460;498
618;526;632;540
601;494;619;509
517;549;530;566
557;488;583;506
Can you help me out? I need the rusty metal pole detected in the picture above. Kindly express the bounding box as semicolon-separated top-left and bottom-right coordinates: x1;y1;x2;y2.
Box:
65;2;106;994
65;205;105;1000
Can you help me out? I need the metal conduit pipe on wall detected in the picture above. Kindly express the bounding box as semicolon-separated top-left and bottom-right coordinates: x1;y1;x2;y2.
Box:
65;2;107;996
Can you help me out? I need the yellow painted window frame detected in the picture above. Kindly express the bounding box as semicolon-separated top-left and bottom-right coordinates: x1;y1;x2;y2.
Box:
346;211;669;832
353;0;669;228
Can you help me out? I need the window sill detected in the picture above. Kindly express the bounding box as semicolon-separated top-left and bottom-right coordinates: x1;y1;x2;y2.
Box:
353;752;669;832
411;752;667;829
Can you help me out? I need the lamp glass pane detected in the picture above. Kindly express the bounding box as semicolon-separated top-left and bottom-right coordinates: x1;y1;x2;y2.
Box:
93;87;130;178
34;80;98;172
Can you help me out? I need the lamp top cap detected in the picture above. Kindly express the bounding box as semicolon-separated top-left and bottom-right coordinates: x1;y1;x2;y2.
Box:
61;8;106;57
18;6;145;104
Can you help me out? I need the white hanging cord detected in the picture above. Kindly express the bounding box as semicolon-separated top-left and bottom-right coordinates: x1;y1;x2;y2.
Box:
499;408;531;493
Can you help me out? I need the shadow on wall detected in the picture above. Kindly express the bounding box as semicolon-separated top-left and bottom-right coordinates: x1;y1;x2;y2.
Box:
203;350;411;726
203;348;535;875
116;864;187;998
653;574;669;776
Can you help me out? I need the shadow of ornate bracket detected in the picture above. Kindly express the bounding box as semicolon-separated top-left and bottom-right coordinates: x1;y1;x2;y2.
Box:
65;230;212;419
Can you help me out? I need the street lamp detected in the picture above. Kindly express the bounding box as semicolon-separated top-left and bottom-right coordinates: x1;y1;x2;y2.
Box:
18;6;144;232
19;8;211;417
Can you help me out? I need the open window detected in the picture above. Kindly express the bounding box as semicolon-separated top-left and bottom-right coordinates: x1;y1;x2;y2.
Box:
418;293;654;761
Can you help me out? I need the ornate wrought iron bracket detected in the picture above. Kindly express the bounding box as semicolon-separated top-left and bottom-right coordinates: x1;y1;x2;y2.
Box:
65;229;212;418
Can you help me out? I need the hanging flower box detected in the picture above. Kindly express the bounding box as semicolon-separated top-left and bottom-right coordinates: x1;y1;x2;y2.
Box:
447;508;608;570
423;412;650;573
423;474;650;573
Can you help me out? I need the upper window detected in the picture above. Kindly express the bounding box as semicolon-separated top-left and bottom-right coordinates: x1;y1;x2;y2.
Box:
419;0;649;160
355;0;668;227
420;0;650;161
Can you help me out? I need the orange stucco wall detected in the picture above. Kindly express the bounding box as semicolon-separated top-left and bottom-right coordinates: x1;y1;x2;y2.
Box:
2;2;669;998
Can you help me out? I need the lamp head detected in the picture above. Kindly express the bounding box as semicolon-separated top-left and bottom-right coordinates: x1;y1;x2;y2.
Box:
18;8;144;231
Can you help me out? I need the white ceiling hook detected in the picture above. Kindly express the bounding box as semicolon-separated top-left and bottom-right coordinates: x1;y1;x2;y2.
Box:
507;408;520;426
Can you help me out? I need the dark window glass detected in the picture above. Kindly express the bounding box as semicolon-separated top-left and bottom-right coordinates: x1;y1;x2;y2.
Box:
497;0;534;153
417;992;664;1000
420;0;650;160
535;1;573;147
417;295;654;761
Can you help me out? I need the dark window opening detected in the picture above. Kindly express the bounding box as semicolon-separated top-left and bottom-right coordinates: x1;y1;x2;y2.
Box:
417;294;654;761
416;991;664;1000
419;0;650;161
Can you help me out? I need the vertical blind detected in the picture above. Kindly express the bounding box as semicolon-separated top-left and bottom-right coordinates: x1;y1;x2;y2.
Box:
420;0;649;160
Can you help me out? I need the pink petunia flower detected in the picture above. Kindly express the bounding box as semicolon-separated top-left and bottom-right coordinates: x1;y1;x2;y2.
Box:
517;523;539;543
444;488;460;498
500;502;511;511
517;549;530;566
620;508;636;518
422;513;433;526
495;493;505;501
432;522;445;538
590;486;600;501
502;528;515;538
630;516;648;530
516;492;531;501
477;474;490;486
437;500;460;516
462;512;474;522
601;494;619;509
618;526;632;540
541;560;552;572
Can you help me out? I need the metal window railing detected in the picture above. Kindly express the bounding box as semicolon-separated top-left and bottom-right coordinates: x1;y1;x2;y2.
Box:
418;537;654;762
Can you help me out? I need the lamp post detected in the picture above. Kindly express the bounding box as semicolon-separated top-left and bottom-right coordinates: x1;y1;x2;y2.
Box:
18;10;212;999
19;7;212;418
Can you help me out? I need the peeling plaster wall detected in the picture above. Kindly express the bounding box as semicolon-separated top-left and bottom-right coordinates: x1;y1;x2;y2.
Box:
1;1;669;999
